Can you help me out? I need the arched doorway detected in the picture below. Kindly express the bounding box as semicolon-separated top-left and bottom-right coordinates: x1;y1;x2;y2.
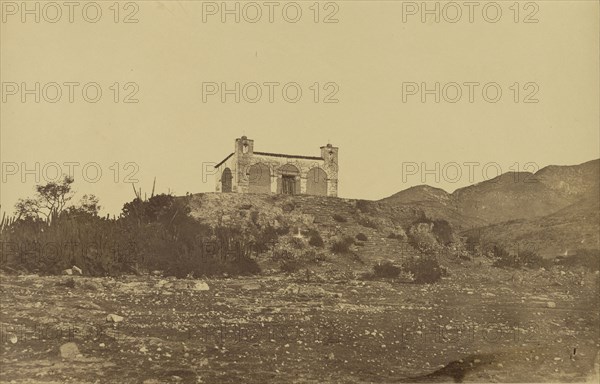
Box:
248;163;271;193
278;164;300;195
306;167;327;196
221;168;232;192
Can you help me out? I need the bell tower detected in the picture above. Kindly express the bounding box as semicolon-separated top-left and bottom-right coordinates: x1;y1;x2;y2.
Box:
235;136;254;156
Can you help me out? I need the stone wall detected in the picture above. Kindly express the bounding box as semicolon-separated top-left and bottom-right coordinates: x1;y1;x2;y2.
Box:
214;137;338;197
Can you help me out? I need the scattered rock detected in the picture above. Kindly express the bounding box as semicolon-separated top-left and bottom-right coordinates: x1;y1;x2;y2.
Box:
106;314;124;323
192;281;210;291
283;285;300;294
59;342;80;360
241;283;261;291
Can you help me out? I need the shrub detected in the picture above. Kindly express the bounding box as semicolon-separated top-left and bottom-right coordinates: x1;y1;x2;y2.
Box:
411;218;454;245
308;230;324;247
290;237;305;249
358;217;378;229
407;223;440;254
250;210;260;226
355;233;368;241
280;259;302;273
332;214;347;223
492;245;549;269
373;261;401;278
282;203;295;213
555;249;600;271
273;249;305;273
330;236;354;254
403;256;442;284
356;199;374;214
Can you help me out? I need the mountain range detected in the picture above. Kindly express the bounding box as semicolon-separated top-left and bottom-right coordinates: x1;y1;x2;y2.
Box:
379;159;599;257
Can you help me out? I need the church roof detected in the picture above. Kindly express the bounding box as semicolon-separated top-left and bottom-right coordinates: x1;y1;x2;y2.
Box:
214;151;324;168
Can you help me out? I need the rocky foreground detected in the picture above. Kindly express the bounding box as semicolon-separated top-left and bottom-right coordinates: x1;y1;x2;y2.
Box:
1;262;599;383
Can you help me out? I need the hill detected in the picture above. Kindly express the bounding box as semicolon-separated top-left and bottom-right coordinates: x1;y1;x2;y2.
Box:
377;159;599;257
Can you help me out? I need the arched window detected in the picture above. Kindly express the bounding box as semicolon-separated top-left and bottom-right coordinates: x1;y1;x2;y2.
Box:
221;168;232;192
248;163;271;193
306;167;328;196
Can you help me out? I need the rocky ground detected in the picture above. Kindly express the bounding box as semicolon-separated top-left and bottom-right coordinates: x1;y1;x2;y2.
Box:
1;260;599;383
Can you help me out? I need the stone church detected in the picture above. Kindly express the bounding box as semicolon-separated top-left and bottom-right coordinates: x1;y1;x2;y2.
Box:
214;137;338;196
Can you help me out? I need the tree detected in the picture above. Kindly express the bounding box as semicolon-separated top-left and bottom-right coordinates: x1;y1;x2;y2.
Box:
14;176;75;220
66;194;101;216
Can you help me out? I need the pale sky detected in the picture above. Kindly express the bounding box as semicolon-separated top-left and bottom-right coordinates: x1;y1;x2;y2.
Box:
1;0;599;215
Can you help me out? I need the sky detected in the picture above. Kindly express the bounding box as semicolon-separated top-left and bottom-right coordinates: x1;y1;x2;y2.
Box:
1;0;599;215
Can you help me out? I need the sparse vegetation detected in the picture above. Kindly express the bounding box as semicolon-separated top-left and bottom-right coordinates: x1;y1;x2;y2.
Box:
1;179;263;278
330;236;354;254
355;233;368;241
555;249;600;271
403;255;443;284
332;214;347;223
358;216;378;229
373;261;401;278
491;245;550;269
387;232;405;240
356;199;376;214
308;230;324;247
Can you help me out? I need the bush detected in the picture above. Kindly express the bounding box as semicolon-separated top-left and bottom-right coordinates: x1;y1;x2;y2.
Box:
492;245;550;269
355;233;368;241
356;199;375;214
308;230;324;247
407;223;440;254
282;203;295;213
290;237;305;249
273;249;306;273
555;249;600;271
358;217;378;229
411;218;454;245
403;256;442;284
280;259;302;273
330;236;354;254
332;214;347;223
249;210;260;226
388;232;404;240
373;261;401;278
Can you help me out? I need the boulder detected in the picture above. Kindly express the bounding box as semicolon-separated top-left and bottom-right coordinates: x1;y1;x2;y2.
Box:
192;281;210;291
63;269;73;275
106;314;124;323
59;342;80;360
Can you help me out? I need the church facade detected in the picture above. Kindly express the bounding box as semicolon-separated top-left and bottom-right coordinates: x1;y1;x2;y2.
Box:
214;137;338;197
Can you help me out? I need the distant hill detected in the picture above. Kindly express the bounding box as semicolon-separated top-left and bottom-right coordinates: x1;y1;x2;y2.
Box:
379;159;599;257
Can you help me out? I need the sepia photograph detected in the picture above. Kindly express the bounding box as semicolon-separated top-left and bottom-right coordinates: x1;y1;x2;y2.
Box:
0;1;599;383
